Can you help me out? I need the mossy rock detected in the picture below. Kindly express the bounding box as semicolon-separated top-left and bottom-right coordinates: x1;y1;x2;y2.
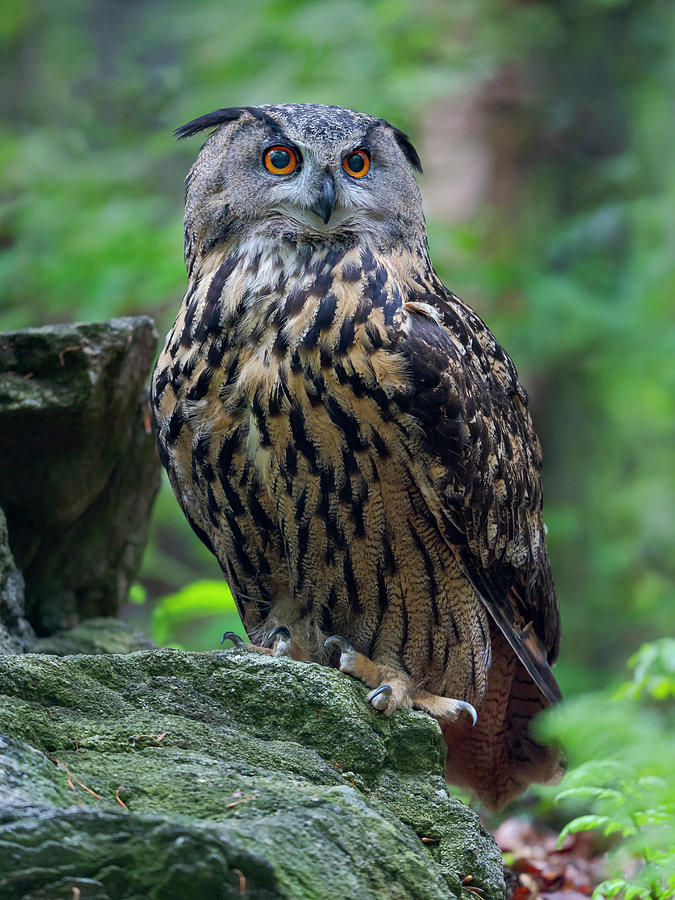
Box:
0;648;505;900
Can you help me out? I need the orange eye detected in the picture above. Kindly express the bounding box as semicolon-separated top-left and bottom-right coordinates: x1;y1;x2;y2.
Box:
263;145;298;175
343;149;370;178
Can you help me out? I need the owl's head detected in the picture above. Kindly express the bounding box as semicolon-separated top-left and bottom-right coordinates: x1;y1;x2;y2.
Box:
177;104;424;263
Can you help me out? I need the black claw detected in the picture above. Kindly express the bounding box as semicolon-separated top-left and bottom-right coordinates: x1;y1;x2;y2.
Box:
324;635;354;652
221;632;246;648
370;684;392;701
269;626;291;641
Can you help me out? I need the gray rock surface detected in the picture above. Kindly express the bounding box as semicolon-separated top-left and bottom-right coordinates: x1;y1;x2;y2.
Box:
0;507;34;653
0;648;505;900
0;318;161;634
31;616;154;656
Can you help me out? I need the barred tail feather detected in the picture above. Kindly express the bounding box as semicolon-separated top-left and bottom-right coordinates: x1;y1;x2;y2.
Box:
442;625;564;810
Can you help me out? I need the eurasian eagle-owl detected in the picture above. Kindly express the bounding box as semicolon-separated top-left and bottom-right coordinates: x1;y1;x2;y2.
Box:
151;103;562;809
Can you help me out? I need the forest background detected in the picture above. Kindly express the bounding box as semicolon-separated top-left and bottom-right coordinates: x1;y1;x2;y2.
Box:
1;2;673;875
2;0;671;691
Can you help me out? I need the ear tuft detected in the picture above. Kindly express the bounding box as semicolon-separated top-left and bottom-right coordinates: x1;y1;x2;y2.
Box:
174;107;249;139
389;125;423;174
174;105;282;140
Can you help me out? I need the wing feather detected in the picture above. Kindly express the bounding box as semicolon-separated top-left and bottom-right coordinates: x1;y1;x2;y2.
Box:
389;287;561;703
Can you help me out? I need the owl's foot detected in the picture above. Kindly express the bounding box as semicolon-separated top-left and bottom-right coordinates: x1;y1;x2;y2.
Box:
221;626;293;658
324;635;477;724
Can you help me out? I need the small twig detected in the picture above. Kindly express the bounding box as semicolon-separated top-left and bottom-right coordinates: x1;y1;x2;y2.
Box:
51;758;101;798
226;795;255;809
462;875;483;894
58;345;81;367
115;785;128;811
232;868;246;896
51;758;76;790
129;731;168;747
76;778;102;799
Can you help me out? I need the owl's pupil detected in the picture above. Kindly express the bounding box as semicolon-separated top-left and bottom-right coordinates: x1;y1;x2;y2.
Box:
270;149;291;169
348;153;365;173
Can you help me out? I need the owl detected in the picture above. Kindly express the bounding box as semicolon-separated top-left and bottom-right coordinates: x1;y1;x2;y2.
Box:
151;104;562;809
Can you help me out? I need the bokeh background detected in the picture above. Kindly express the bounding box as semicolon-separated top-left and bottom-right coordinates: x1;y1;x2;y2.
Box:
1;0;673;702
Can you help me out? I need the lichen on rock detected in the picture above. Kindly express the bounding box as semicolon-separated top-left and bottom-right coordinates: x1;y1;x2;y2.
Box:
0;648;506;900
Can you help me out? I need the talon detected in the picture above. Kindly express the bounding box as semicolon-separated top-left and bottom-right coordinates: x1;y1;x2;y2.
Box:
324;635;354;653
368;684;393;711
269;626;292;657
270;626;291;640
324;635;356;670
458;700;478;726
221;632;247;648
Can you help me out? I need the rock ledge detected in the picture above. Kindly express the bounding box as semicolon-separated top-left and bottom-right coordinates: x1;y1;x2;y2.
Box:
0;648;505;900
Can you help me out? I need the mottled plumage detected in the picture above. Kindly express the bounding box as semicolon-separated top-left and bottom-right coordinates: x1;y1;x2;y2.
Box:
152;103;562;809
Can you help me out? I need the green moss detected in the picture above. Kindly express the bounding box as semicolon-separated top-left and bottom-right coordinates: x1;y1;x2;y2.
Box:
0;649;505;900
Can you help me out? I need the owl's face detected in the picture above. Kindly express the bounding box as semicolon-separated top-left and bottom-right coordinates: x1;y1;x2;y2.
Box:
180;104;425;260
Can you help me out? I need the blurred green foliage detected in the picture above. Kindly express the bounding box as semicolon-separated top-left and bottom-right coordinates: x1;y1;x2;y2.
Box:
0;0;673;692
151;579;242;649
538;640;675;898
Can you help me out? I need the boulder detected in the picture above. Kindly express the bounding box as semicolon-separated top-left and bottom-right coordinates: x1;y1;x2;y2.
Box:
0;648;505;900
0;318;161;634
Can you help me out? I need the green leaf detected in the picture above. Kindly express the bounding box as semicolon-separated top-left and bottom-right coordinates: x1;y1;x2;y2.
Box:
604;820;636;837
593;879;630;899
562;760;625;787
636;776;668;792
557;815;612;847
555;786;625;804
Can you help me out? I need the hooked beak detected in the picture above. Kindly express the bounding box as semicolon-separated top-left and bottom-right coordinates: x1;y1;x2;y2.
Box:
310;173;335;224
